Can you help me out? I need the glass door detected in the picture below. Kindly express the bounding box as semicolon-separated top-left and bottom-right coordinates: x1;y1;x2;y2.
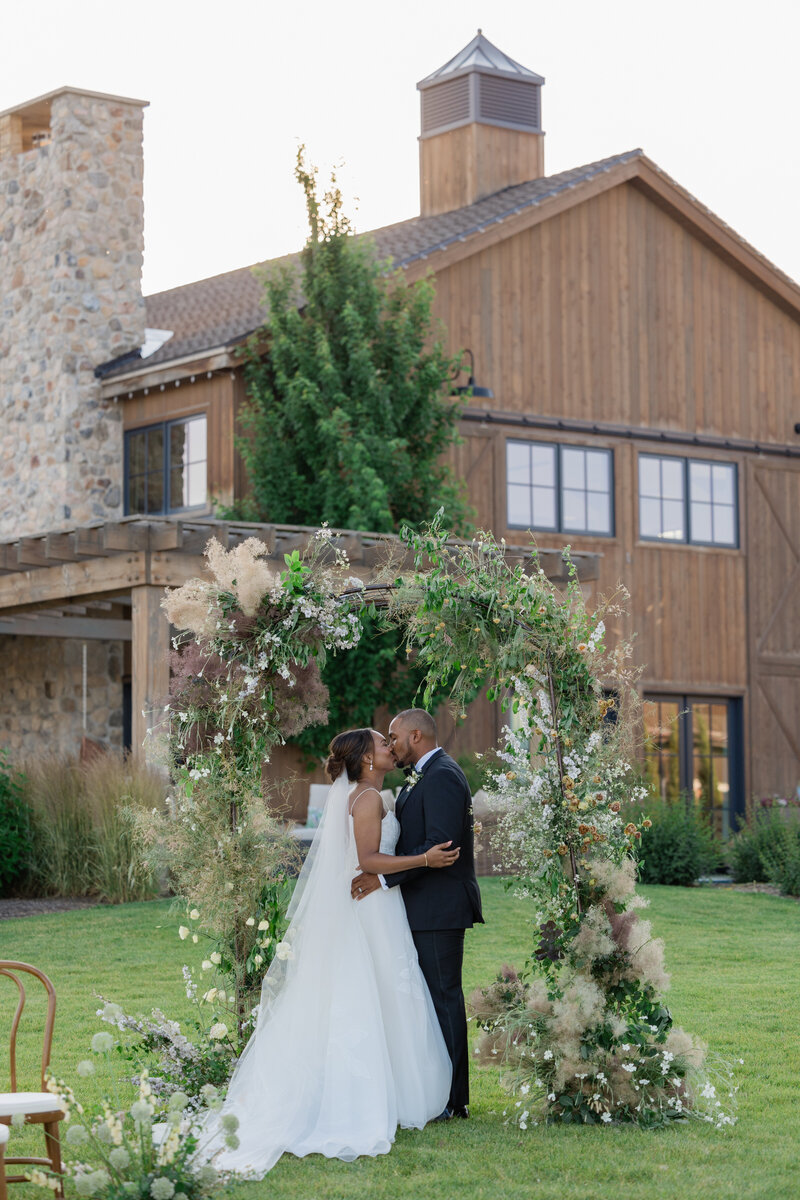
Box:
643;696;743;839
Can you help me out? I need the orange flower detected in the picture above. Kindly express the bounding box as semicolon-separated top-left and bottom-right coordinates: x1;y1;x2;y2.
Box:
642;818;652;829
624;822;637;836
609;801;621;813
557;844;568;856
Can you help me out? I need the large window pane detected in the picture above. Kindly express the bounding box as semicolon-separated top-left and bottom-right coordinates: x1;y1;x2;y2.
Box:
639;497;661;539
506;441;530;485
531;444;556;486
712;463;734;505
129;475;146;514
189;415;207;462
187;461;207;508
561;447;586;487
690;501;713;543
145;471;164;514
586;450;609;492
170;465;186;509
531;486;556;530
170;422;188;468
661;499;685;540
713;506;735;546
661;458;685;500
689;461;711;502
639;456;661;498
507;484;531;527
562;488;586;531
146;428;164;473
128;432;146;476
587;492;611;534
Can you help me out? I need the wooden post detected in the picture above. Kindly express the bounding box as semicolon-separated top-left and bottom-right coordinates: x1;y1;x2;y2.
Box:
131;585;171;763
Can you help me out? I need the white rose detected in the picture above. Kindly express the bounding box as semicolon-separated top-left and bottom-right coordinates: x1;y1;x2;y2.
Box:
178;926;189;941
210;952;222;965
208;1023;228;1040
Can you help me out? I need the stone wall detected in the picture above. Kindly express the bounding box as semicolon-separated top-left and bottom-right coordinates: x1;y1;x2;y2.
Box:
0;635;124;761
0;89;147;537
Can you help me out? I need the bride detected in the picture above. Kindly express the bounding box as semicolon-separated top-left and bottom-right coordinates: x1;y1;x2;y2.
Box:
198;727;457;1176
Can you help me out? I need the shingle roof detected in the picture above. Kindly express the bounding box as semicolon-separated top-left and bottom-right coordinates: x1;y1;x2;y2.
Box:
100;150;642;378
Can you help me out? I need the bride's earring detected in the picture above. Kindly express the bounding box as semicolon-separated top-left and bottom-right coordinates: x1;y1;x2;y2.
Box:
368;758;374;770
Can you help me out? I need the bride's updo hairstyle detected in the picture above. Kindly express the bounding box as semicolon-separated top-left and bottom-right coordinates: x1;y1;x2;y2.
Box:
326;728;374;782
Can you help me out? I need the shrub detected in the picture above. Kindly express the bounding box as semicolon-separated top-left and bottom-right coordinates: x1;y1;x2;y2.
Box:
637;798;720;886
728;808;780;883
730;806;800;896
20;753;168;902
0;752;31;896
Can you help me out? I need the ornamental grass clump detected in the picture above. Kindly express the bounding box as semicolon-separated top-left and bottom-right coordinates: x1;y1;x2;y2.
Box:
389;517;737;1129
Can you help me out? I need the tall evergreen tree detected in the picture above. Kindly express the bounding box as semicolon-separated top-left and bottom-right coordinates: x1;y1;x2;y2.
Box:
231;150;471;534
226;151;474;762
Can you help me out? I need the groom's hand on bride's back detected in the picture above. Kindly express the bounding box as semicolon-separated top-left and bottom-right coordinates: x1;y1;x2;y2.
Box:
351;872;382;900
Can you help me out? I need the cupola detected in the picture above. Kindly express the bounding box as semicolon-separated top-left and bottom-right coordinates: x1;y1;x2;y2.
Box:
417;31;545;217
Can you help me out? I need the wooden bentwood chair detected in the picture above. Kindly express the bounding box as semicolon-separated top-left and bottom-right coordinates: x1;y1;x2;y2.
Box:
0;963;65;1198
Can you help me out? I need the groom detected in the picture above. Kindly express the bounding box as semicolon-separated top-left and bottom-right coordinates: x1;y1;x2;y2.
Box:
351;708;484;1119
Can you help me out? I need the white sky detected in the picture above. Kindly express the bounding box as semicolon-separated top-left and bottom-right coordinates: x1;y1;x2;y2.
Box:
2;0;799;297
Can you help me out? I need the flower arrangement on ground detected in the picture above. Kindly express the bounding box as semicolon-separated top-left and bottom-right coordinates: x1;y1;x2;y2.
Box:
26;1035;237;1199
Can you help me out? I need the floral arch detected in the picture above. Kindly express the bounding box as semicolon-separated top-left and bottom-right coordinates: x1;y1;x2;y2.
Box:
159;516;735;1130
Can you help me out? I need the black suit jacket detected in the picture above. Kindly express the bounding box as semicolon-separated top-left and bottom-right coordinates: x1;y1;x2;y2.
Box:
387;749;484;932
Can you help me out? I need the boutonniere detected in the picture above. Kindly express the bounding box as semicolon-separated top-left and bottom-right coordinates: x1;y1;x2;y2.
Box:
405;768;422;790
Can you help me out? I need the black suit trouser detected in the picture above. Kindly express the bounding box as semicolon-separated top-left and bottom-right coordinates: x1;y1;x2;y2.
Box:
412;928;468;1110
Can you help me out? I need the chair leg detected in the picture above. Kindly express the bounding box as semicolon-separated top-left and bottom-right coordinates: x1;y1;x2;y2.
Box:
43;1122;64;1199
0;1140;7;1200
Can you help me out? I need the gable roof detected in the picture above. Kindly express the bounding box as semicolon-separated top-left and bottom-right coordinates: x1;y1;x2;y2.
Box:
100;148;800;384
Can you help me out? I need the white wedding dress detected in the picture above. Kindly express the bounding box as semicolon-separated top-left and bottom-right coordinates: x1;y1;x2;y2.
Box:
197;774;451;1176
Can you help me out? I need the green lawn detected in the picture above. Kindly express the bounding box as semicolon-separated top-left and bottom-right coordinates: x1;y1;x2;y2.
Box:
2;882;799;1200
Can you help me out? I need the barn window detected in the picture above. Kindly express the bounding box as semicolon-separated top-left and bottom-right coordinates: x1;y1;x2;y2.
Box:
125;414;207;516
638;454;737;546
506;440;614;536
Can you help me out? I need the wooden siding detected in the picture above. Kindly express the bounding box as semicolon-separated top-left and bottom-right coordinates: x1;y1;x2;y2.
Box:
746;458;800;798
420;123;545;216
432;181;800;445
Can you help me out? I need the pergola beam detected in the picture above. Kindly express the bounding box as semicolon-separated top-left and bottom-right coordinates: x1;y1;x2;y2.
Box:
0;615;131;640
0;553;147;611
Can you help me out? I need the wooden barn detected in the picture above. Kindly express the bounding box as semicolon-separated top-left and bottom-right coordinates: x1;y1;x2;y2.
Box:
1;33;798;833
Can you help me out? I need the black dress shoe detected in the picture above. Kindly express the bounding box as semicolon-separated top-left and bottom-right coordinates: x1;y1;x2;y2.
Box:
432;1106;453;1122
452;1105;469;1119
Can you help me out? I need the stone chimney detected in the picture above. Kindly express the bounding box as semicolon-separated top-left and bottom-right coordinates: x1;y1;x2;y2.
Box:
0;87;148;537
418;31;545;217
